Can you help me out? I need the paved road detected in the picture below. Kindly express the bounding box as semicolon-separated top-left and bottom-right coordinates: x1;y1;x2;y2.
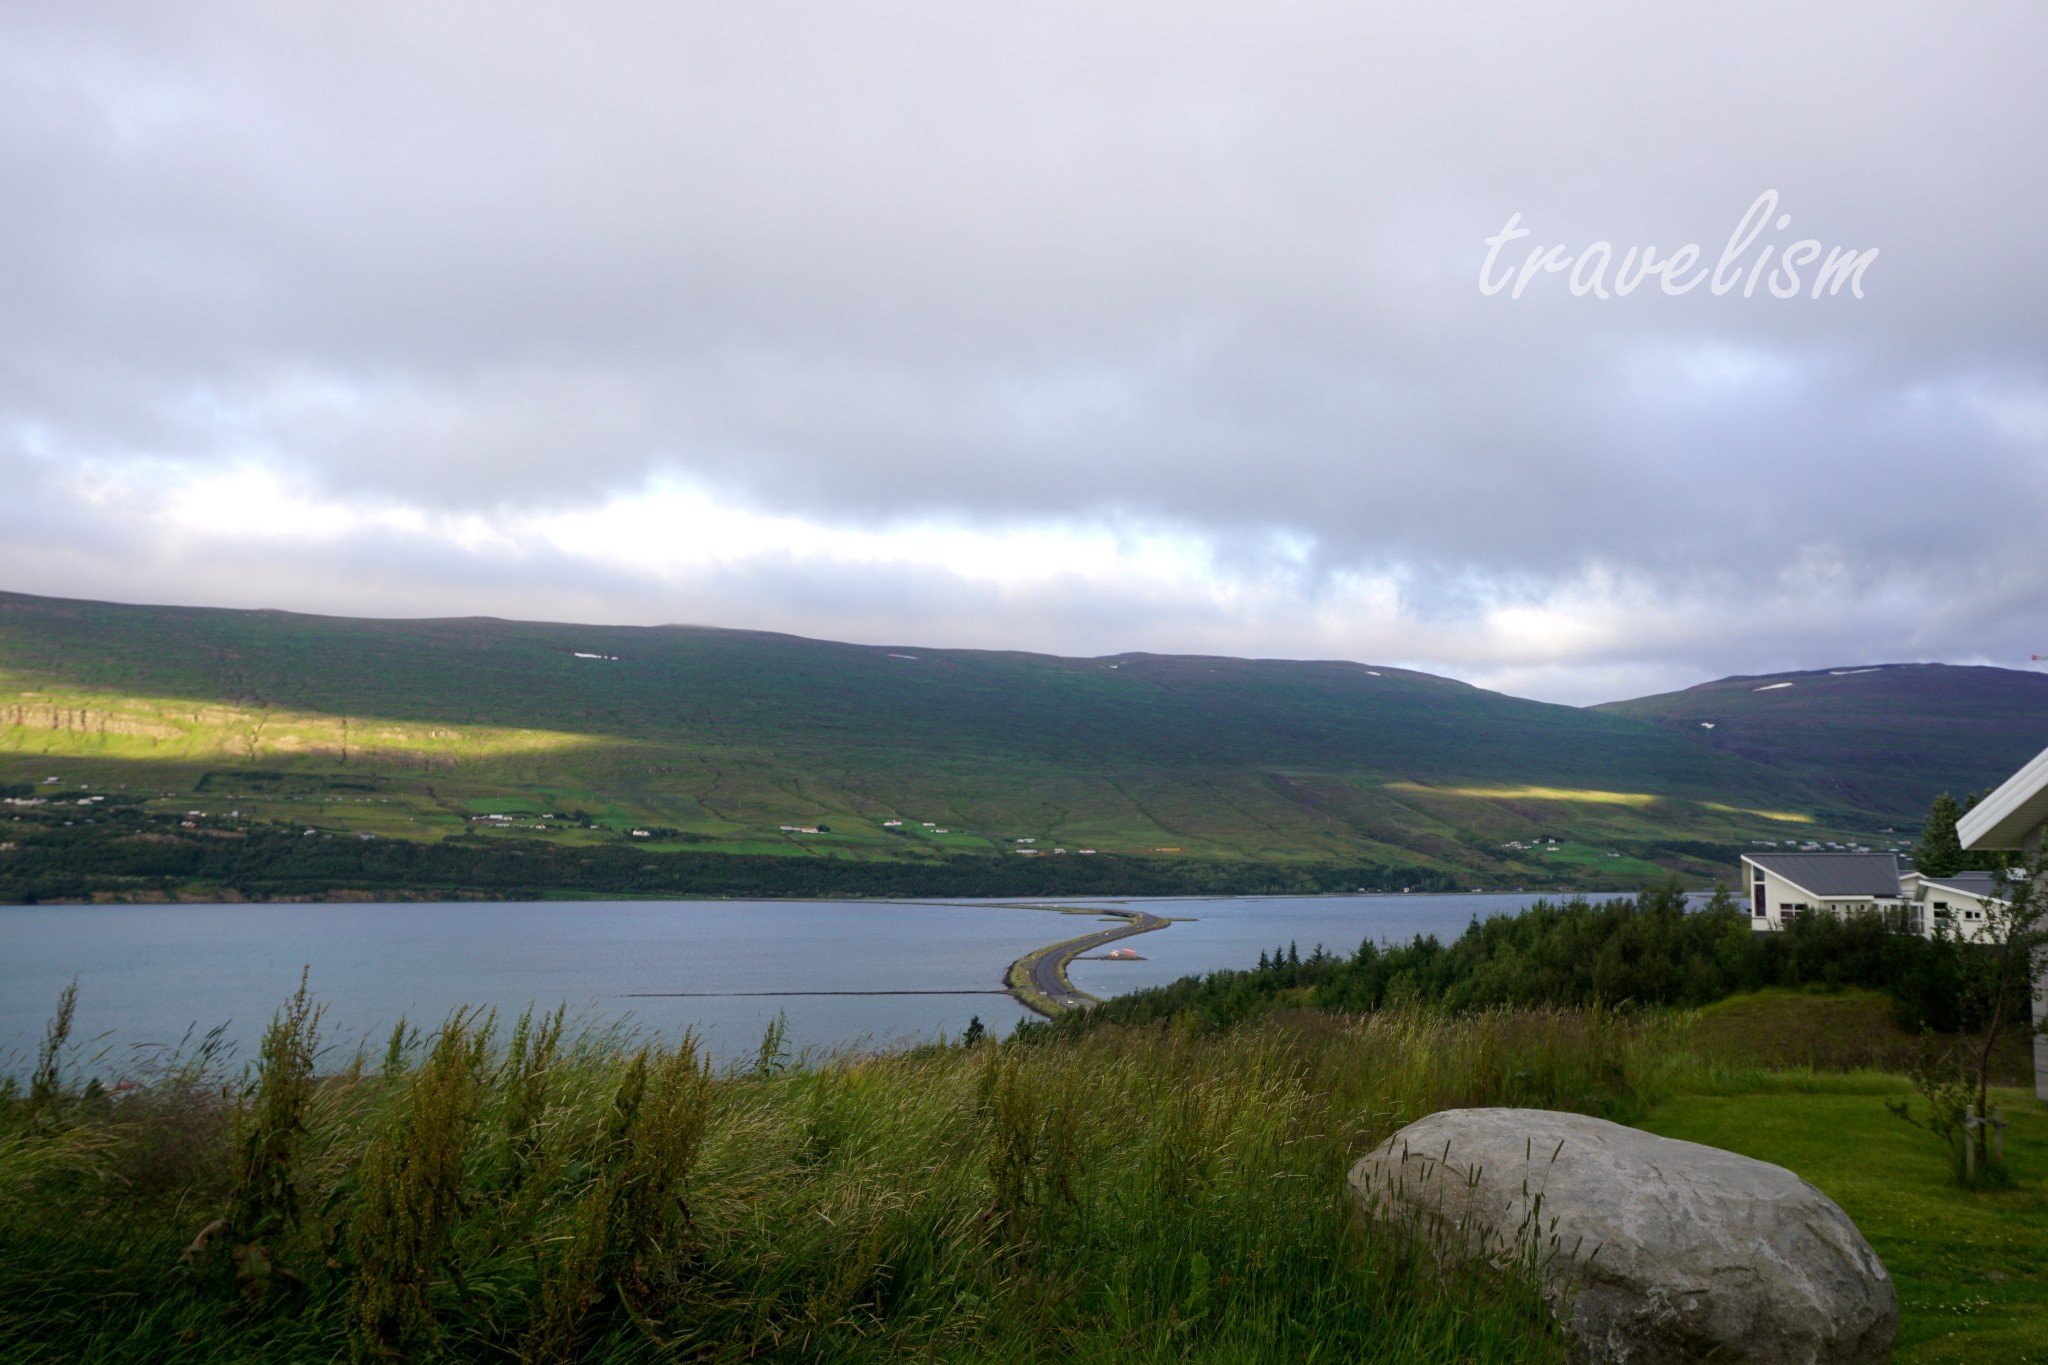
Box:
1020;910;1171;1013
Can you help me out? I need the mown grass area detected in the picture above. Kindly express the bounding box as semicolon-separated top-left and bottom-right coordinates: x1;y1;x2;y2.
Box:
0;995;1655;1364
1644;1079;2048;1365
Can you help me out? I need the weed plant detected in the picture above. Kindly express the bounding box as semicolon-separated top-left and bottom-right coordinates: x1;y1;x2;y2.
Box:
0;983;1704;1363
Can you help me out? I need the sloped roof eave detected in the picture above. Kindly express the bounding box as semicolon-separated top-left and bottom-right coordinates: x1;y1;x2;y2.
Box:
1959;741;2048;851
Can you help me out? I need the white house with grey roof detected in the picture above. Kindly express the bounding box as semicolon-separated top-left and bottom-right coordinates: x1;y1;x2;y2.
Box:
1956;739;2048;1102
1741;851;2017;942
1740;851;1903;931
1911;871;2009;943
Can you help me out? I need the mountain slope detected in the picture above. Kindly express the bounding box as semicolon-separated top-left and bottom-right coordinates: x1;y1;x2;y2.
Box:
0;590;1806;880
1595;663;2048;819
9;591;2038;894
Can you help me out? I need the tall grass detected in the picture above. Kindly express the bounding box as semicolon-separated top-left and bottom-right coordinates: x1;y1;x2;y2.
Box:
0;985;1708;1363
202;966;325;1303
348;1007;494;1359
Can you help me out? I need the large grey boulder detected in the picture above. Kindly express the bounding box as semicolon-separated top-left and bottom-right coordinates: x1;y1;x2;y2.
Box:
1348;1108;1896;1364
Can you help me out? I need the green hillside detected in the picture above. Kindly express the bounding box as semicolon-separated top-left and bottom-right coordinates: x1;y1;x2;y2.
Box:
1596;663;2048;819
5;590;2036;899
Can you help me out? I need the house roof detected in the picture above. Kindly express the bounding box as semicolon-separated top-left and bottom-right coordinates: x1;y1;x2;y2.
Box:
1958;741;2048;851
1742;851;1900;898
1919;871;2007;903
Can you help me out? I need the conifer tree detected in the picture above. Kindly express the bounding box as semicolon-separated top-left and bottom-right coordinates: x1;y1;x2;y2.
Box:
1913;791;1999;876
1912;792;1967;876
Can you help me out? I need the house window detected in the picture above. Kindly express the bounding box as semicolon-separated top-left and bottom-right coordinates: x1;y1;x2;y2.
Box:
1932;901;1951;919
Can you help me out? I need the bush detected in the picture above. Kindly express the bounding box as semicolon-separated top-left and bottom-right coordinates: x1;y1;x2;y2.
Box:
1044;883;2027;1038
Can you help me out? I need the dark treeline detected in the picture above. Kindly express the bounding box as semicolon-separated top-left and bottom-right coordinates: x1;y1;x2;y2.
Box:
1033;885;2012;1038
0;802;1462;902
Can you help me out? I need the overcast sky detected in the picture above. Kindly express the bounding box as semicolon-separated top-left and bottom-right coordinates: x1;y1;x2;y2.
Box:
3;3;2044;704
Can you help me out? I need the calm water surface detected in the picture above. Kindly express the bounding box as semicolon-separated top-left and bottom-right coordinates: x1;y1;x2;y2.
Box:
1;893;1598;1074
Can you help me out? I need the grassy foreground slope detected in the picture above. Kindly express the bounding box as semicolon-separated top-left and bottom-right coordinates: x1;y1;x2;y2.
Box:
1597;663;2048;819
7;976;2041;1363
5;590;2042;894
1044;893;2048;1364
3;990;1602;1364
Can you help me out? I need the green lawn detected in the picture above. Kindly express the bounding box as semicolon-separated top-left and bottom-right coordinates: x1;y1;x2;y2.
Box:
1644;1078;2048;1364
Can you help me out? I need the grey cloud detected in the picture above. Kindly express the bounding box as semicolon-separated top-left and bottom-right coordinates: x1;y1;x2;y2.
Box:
2;1;2045;696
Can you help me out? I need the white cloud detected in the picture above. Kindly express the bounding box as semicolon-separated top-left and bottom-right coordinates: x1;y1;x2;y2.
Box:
9;459;2043;705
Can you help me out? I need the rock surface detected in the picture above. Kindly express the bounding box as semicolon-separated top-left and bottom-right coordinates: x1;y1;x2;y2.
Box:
1348;1108;1896;1364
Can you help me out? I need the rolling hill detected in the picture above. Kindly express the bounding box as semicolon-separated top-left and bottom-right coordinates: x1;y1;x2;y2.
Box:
3;590;2044;899
1596;664;2048;819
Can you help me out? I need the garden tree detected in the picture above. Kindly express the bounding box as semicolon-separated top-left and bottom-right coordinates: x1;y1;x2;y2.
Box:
1960;844;2048;1169
1912;793;1967;875
1911;790;2000;876
1890;840;2048;1182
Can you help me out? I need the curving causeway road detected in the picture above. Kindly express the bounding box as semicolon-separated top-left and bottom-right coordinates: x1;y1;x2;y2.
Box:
1007;908;1171;1015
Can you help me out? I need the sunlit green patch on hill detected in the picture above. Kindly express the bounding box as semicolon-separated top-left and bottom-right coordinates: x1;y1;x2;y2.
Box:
1700;801;1815;824
0;676;595;769
1386;781;1661;806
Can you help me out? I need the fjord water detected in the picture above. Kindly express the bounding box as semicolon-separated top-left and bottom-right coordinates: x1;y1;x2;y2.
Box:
1;894;1582;1075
